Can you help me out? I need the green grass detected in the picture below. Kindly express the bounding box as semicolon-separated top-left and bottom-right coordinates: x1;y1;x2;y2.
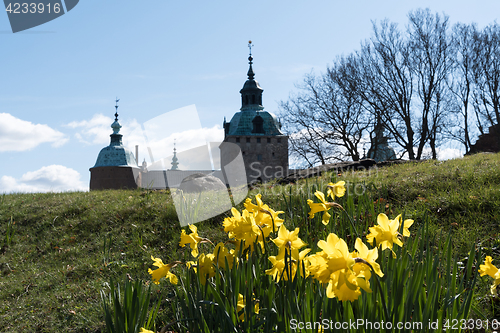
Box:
1;152;500;332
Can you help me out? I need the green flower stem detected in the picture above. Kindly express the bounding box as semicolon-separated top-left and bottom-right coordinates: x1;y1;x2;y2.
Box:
340;206;361;239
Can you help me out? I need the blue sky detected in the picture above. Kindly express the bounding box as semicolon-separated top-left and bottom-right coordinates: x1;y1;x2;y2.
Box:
1;0;500;193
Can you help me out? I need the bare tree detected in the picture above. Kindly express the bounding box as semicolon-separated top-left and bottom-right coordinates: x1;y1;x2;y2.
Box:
357;20;416;159
280;84;342;167
281;10;500;164
447;23;479;153
279;61;369;165
407;9;454;159
472;23;500;129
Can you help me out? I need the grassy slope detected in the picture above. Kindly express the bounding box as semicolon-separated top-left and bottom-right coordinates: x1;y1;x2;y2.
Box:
1;152;499;332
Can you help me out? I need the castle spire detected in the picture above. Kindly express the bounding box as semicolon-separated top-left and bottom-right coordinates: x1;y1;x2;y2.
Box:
240;40;264;111
247;40;255;80
171;139;179;170
110;99;123;144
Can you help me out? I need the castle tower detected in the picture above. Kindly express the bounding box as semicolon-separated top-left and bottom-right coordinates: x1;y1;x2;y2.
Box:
170;140;179;170
89;101;140;190
367;121;396;162
220;42;288;183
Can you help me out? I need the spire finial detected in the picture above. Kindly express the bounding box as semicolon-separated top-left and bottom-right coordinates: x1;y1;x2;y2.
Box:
114;98;120;120
248;40;253;58
247;40;255;80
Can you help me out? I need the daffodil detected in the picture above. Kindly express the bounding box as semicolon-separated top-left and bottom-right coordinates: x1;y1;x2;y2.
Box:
197;253;216;285
326;181;346;200
366;213;413;257
479;256;500;294
224;207;266;252
223;207;243;238
245;194;284;237
395;214;414;237
179;224;203;257
148;256;178;285
352;238;383;278
350;238;383;293
307;191;332;225
272;224;307;258
212;242;235;269
327;269;362;301
266;248;310;282
307;233;370;300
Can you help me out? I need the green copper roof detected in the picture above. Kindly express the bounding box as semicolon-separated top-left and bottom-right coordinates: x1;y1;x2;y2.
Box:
92;114;139;169
226;109;283;136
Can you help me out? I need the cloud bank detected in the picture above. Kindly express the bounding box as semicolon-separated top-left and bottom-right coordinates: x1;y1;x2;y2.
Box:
0;165;87;193
0;113;67;152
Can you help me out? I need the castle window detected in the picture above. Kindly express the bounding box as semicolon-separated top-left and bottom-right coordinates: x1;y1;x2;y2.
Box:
236;138;240;143
277;138;282;143
252;95;256;104
257;154;262;161
252;115;264;134
267;138;271;143
246;137;250;143
272;152;275;158
257;138;261;143
245;96;249;105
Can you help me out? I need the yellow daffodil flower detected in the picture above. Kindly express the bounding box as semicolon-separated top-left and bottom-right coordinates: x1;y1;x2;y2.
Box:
306;233;368;300
395;214;414;237
349;238;384;294
266;248;311;282
272;224;307;258
352;238;383;278
197;253;216;285
223;207;242;239
326;181;346;200
179;224;203;257
327;269;362;301
212;242;234;269
366;213;413;257
139;328;154;333
307;191;332;225
148;256;178;285
245;194;284;237
479;256;500;294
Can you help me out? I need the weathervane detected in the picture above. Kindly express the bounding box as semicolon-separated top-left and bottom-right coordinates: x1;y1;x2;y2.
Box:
114;97;120;120
248;40;253;57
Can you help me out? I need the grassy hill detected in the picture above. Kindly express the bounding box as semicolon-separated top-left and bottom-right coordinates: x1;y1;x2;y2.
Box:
1;152;500;332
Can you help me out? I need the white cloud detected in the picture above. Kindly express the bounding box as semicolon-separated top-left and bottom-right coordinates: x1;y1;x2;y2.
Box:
0;165;87;193
66;113;115;145
0;113;68;152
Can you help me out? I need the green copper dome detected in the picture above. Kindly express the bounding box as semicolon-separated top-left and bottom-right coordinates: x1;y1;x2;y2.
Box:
226;110;282;136
92;113;139;169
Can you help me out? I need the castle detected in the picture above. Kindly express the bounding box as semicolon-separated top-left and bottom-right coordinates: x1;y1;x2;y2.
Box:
90;45;289;190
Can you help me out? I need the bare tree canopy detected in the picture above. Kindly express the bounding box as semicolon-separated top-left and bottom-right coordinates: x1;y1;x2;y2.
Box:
280;9;500;166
